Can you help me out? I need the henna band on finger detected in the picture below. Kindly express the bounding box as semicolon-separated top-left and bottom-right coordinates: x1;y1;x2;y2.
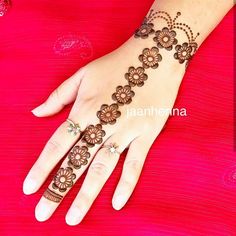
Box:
43;188;63;203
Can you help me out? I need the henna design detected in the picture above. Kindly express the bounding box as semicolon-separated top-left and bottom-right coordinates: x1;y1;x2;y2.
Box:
97;104;121;125
139;47;162;69
112;85;135;105
174;42;193;64
154;27;178;51
68;145;91;169
125;67;148;87
134;10;156;39
43;188;63;203
82;124;106;147
52;167;76;192
47;10;200;201
135;10;199;66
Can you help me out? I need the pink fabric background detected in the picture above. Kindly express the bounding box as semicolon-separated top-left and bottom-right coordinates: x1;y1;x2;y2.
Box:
0;0;235;235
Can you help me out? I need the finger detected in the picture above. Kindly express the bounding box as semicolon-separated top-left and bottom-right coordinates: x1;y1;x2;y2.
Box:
23;117;86;195
32;67;86;117
35;123;110;222
112;135;154;210
65;133;135;225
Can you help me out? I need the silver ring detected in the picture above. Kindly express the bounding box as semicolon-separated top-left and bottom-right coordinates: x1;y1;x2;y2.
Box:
66;119;81;136
103;143;120;155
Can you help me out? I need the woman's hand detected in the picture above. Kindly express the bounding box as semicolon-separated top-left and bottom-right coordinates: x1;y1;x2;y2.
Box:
23;0;234;223
23;34;185;225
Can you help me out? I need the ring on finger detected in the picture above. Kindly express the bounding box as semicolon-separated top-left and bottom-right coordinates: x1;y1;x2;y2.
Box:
66;118;81;136
102;143;120;155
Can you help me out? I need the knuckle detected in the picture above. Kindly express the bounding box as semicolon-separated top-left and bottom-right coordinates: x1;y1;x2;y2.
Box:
73;191;91;209
89;161;109;176
124;159;141;172
122;160;142;184
44;140;63;155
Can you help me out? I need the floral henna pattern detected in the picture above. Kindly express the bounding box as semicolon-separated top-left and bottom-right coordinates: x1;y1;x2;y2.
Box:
134;10;157;39
68;145;91;169
154;27;178;50
52;167;76;192
82;124;106;147
97;104;121;125
125;67;148;87
174;42;193;64
134;10;200;67
139;47;162;69
112;85;135;105
45;11;201;205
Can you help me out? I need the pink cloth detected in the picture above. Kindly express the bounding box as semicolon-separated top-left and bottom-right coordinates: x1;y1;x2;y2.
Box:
0;0;235;235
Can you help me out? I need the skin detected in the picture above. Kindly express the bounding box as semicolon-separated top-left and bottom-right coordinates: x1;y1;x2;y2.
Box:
23;0;234;226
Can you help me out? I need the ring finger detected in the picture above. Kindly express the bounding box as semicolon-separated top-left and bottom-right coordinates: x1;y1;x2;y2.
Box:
65;133;136;225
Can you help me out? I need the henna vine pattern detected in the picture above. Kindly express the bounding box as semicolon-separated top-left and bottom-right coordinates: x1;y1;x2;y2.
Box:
135;10;199;67
68;145;91;169
52;167;76;192
45;10;200;203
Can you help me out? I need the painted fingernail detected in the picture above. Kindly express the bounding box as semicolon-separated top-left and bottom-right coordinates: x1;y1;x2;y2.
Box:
112;195;126;210
66;207;83;226
31;104;45;116
23;178;38;195
35;201;52;222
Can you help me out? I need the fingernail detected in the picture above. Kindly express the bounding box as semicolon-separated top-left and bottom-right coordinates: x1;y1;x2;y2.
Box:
113;195;126;210
66;207;83;226
23;178;38;195
35;201;52;222
31;104;45;116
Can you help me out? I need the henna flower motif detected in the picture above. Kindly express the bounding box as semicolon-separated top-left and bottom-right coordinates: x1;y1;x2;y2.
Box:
125;67;148;87
134;18;155;39
82;124;106;147
97;104;121;125
153;27;178;50
174;42;193;64
68;146;90;169
139;47;162;69
112;85;135;105
52;167;76;192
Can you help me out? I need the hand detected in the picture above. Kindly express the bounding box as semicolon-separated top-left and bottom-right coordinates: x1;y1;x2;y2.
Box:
23;35;185;225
